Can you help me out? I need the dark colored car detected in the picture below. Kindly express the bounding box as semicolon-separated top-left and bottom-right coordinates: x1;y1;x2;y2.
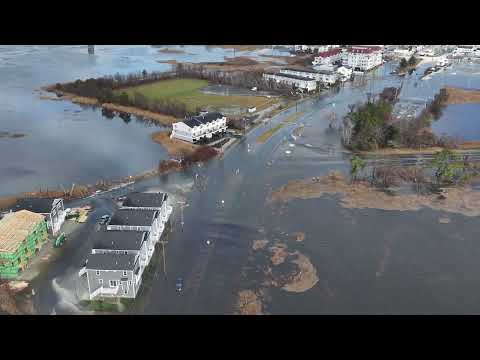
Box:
176;278;184;292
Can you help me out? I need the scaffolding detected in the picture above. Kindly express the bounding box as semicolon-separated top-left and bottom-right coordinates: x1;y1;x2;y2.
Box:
0;210;48;279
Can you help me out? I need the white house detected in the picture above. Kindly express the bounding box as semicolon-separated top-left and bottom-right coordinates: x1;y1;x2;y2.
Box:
263;72;317;92
171;112;227;144
342;46;383;71
312;48;343;65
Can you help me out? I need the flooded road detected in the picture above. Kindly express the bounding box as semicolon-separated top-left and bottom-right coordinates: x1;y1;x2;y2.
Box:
7;46;480;314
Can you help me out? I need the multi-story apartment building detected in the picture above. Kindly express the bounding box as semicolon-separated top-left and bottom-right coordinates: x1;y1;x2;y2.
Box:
263;72;317;92
342;46;383;71
171;112;227;144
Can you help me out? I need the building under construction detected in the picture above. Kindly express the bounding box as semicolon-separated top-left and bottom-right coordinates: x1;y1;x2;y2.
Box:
0;210;48;279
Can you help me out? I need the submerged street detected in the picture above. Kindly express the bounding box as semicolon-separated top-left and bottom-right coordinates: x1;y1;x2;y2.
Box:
31;58;480;314
1;45;480;314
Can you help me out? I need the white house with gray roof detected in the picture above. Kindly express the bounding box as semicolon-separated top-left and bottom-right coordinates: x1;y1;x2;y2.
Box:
171;112;227;144
263;72;317;92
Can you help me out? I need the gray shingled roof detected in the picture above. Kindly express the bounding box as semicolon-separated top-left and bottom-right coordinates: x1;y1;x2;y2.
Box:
86;253;137;271
108;209;157;227
123;192;166;208
91;230;148;251
182;112;224;128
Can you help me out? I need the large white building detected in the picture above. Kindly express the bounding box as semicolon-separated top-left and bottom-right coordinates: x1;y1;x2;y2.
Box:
263;72;317;92
312;48;343;65
171;112;227;144
342;46;383;71
279;68;338;86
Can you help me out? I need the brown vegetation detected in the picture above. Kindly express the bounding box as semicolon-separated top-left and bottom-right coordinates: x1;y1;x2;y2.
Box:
150;131;197;157
267;170;480;217
444;86;480;105
235;289;264;315
182;146;218;165
252;239;269;250
157;48;187;54
269;243;289;266
281;252;319;293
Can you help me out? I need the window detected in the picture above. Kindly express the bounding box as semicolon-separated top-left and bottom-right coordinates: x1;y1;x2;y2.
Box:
124;251;128;255
99;279;103;285
123;271;127;276
96;270;100;276
128;281;132;286
110;280;118;287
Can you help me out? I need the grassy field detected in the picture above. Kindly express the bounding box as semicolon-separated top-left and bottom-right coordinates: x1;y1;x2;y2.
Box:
118;78;276;114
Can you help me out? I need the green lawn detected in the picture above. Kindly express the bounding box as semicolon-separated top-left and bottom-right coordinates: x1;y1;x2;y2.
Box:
118;78;277;113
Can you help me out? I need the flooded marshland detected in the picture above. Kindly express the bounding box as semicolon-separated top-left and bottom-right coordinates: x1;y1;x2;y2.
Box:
4;46;480;314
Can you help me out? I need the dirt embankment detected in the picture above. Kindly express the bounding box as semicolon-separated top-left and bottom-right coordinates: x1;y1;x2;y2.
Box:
267;170;480;217
151;131;197;157
40;86;177;126
0;281;35;315
444;86;480;105
157;48;187;54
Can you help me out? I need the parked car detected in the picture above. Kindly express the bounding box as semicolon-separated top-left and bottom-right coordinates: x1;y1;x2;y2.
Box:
99;215;110;225
176;278;184;292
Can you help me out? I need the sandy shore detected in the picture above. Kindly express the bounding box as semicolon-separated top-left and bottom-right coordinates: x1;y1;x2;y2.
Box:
268;171;480;217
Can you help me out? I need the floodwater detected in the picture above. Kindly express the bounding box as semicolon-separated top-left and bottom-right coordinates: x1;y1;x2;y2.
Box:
8;47;480;314
0;45;277;197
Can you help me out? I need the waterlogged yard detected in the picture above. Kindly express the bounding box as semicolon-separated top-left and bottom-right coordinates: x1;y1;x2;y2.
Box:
118;78;278;114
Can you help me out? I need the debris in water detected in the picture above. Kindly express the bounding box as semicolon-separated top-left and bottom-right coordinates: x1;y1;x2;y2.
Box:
252;239;269;250
289;143;295;148
438;217;451;224
291;232;305;242
285;150;292;155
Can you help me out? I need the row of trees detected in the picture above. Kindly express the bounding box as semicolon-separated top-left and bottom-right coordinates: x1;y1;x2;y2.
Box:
350;149;476;188
399;55;418;70
55;70;196;118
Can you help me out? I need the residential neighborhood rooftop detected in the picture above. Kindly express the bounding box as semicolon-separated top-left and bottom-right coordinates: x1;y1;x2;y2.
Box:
316;48;343;57
108;209;157;227
91;230;148;251
265;72;316;81
0;210;45;253
123;192;167;209
86;253;137;271
183;111;224;128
